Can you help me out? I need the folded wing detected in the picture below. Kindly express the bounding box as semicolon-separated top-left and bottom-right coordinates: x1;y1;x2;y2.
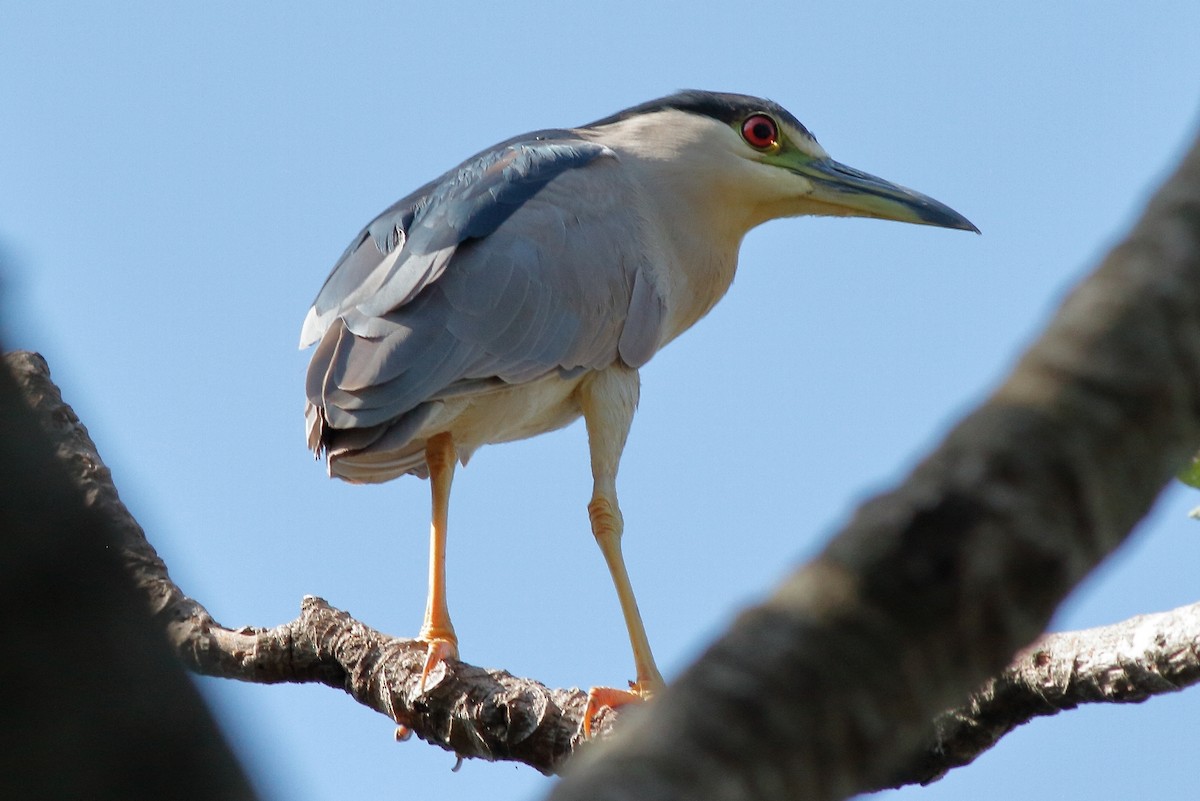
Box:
302;134;667;462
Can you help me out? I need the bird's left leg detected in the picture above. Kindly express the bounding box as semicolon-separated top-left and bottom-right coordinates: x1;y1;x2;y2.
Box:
578;366;665;735
416;432;459;693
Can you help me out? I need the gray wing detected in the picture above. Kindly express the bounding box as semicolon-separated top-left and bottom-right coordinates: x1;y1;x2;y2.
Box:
301;132;604;347
303;135;667;444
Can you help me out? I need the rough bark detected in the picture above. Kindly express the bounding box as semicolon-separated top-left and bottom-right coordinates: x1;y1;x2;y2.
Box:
892;600;1200;788
6;350;605;775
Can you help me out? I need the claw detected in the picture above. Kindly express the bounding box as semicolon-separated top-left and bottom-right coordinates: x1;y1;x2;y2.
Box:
582;681;657;737
417;636;459;694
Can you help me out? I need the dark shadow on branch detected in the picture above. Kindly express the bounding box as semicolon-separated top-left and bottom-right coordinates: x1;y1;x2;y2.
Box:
0;351;258;801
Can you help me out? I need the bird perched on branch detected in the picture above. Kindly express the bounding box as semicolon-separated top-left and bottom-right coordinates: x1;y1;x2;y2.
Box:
301;90;976;733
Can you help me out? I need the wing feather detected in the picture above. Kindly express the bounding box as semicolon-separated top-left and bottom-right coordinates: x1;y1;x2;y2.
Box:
619;269;668;368
304;135;667;456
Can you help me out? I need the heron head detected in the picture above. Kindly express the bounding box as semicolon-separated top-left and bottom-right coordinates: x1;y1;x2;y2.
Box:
584;90;978;234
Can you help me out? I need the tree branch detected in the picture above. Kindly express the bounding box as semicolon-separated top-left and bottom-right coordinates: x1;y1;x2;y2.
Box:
0;349;258;800
891;600;1200;788
6;350;605;775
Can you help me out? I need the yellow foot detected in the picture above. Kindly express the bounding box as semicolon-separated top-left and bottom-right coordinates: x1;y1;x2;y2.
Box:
582;681;658;737
394;636;459;742
417;636;459;694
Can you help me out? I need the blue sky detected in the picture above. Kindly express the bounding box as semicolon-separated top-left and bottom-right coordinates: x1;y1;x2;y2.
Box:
4;3;1200;799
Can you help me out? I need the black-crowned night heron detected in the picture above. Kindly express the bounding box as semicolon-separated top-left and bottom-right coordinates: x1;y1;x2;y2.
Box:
301;90;976;732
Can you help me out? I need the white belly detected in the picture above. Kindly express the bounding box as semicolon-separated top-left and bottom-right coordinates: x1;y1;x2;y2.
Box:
428;371;588;457
329;369;590;483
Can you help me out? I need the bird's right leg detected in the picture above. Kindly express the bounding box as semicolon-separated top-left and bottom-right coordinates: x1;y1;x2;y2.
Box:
578;366;664;735
416;432;459;693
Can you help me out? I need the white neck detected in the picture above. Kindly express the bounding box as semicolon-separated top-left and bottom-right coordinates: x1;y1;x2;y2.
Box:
582;110;765;345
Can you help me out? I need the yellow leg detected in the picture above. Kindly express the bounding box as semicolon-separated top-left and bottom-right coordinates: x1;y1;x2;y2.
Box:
588;494;664;696
578;367;664;735
416;432;459;692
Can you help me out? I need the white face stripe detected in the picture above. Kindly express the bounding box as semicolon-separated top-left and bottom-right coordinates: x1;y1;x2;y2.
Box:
776;120;828;160
581;108;738;160
583;107;829;167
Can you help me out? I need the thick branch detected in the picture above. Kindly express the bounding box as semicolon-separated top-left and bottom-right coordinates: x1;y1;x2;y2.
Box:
547;131;1200;800
0;350;258;800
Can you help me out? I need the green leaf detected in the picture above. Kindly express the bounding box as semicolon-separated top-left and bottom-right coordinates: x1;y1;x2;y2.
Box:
1178;453;1200;489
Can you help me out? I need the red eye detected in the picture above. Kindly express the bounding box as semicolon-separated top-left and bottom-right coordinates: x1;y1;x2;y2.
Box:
741;114;778;149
